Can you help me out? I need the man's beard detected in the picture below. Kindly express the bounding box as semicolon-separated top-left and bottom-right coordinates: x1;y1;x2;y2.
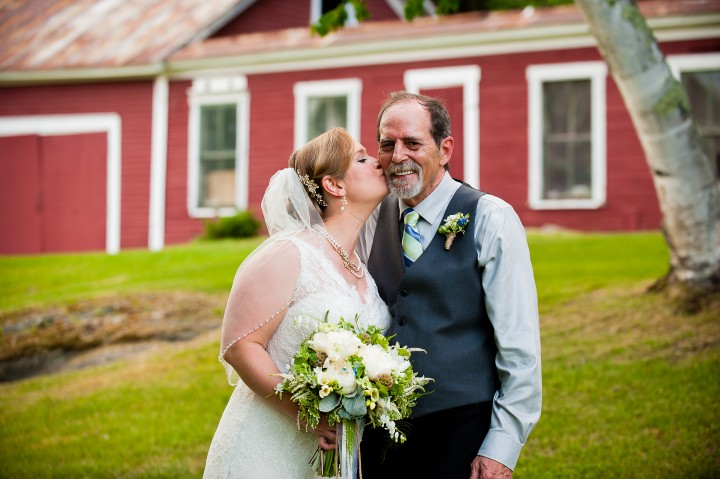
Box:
385;161;423;199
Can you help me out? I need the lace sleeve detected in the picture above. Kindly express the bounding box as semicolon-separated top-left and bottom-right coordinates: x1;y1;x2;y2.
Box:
218;239;301;386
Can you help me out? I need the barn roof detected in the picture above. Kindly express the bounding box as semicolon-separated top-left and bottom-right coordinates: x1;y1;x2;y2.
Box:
1;0;718;83
0;0;253;71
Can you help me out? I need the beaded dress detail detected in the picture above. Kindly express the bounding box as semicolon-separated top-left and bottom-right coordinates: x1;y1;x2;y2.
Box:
203;233;391;479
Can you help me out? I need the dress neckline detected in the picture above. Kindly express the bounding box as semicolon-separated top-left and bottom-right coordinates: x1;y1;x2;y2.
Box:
294;233;371;306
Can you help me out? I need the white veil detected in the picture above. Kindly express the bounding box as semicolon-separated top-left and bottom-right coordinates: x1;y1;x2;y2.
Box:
218;168;324;384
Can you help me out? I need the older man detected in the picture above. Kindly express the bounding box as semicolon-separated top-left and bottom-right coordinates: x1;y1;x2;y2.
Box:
359;91;542;479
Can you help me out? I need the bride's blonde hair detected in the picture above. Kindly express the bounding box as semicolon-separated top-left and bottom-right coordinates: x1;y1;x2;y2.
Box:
289;127;355;215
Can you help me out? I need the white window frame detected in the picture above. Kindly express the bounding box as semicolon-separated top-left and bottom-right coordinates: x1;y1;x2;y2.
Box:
404;65;481;189
667;52;720;80
527;61;607;210
293;78;362;149
187;75;250;219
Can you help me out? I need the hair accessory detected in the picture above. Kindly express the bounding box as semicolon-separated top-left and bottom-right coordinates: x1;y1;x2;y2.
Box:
296;170;327;207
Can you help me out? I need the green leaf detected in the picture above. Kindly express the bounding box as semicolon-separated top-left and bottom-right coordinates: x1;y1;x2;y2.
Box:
341;391;367;417
319;392;341;412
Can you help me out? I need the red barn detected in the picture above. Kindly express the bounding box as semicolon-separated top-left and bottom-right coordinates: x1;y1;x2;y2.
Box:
1;0;718;254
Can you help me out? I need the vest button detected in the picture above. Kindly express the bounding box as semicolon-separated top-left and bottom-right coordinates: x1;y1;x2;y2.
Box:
400;289;409;297
397;316;407;326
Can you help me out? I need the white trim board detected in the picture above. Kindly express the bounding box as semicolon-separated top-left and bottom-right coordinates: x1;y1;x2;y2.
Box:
149;75;169;251
0;114;122;254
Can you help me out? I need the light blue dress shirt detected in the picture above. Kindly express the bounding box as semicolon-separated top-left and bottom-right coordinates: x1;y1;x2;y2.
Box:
359;172;542;470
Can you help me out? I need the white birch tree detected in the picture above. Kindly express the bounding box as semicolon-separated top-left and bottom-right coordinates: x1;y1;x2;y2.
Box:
574;0;719;307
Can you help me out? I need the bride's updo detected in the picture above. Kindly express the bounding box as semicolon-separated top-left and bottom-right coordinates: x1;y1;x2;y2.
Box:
289;127;355;216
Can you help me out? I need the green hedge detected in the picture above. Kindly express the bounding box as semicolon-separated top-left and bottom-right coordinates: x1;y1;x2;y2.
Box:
203;211;261;240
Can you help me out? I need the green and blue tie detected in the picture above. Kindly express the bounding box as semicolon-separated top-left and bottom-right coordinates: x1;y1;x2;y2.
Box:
402;207;423;267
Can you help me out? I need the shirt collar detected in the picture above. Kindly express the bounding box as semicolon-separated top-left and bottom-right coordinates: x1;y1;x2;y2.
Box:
396;171;459;223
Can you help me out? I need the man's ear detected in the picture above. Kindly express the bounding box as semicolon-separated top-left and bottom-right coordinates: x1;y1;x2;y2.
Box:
439;136;454;167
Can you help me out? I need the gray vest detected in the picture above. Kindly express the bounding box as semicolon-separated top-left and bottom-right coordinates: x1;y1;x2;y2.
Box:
367;183;499;417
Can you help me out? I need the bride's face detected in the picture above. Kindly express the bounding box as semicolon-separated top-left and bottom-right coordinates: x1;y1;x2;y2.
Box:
342;140;388;208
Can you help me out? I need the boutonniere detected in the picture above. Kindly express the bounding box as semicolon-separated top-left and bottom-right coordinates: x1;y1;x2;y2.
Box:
438;212;471;250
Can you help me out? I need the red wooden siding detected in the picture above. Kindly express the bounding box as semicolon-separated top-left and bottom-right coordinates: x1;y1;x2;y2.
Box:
0;81;154;250
237;39;720;233
213;0;311;36
164;80;204;244
0;133;106;254
41;133;107;252
0;135;42;254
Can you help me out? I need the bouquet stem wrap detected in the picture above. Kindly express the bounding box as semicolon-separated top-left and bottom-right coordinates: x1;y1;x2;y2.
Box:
338;419;363;479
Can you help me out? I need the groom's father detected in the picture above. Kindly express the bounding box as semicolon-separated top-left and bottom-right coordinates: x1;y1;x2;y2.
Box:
359;91;541;479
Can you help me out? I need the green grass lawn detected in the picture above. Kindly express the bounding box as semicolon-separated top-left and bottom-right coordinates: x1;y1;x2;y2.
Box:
1;231;718;478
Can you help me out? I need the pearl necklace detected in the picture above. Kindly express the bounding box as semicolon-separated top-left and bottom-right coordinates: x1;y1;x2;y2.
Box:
313;225;364;279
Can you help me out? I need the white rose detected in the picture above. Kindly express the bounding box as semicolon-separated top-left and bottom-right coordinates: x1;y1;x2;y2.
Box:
325;360;357;395
358;344;394;380
310;330;362;362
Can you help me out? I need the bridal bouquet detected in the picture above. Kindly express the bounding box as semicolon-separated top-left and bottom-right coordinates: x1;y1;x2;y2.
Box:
275;314;432;478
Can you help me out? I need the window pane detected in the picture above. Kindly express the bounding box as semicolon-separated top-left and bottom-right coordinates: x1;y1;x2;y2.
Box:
682;70;720;178
307;96;347;140
542;80;593;199
199;104;236;208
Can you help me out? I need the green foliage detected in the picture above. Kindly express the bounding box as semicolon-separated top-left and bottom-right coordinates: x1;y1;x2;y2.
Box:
202;210;261;240
0;232;718;477
404;0;427;20
319;0;575;31
0;237;265;312
311;0;370;36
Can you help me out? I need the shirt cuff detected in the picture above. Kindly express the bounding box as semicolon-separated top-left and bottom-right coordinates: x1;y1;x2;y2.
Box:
477;430;523;471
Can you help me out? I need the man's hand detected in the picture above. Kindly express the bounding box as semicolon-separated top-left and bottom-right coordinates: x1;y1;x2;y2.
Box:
470;455;512;479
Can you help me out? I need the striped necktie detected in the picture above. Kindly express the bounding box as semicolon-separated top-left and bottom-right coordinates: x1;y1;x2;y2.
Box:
401;207;423;267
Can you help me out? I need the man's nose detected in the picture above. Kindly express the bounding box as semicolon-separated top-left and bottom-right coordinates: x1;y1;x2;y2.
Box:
392;142;406;162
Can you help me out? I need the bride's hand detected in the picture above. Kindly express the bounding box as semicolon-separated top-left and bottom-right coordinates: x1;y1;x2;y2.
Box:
313;416;337;450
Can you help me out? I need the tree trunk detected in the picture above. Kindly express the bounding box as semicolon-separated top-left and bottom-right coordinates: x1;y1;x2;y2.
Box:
575;0;720;304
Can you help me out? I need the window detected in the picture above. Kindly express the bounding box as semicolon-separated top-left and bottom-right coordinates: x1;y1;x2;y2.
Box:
188;76;249;218
199;104;236;209
668;54;720;180
527;62;607;209
294;79;362;149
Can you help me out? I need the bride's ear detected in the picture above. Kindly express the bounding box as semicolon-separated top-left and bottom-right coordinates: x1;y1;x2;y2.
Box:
320;176;345;200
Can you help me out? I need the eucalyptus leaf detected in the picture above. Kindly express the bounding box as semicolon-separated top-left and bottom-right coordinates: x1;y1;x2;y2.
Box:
319;393;341;412
341;393;367;417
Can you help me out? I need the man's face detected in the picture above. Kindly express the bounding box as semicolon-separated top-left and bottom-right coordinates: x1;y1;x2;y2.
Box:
377;100;451;206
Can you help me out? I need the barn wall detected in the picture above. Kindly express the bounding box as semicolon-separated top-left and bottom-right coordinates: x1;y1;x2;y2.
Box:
0;81;154;250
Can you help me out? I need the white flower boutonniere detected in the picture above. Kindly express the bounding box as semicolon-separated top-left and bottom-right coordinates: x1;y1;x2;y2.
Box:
438;212;471;250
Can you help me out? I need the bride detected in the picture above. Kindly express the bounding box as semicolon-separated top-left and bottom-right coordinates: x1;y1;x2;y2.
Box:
203;128;391;478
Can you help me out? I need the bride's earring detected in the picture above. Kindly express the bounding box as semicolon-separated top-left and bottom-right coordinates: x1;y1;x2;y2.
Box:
341;194;348;211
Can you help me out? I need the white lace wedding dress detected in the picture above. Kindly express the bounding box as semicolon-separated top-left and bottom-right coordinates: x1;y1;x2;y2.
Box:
203;235;391;479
